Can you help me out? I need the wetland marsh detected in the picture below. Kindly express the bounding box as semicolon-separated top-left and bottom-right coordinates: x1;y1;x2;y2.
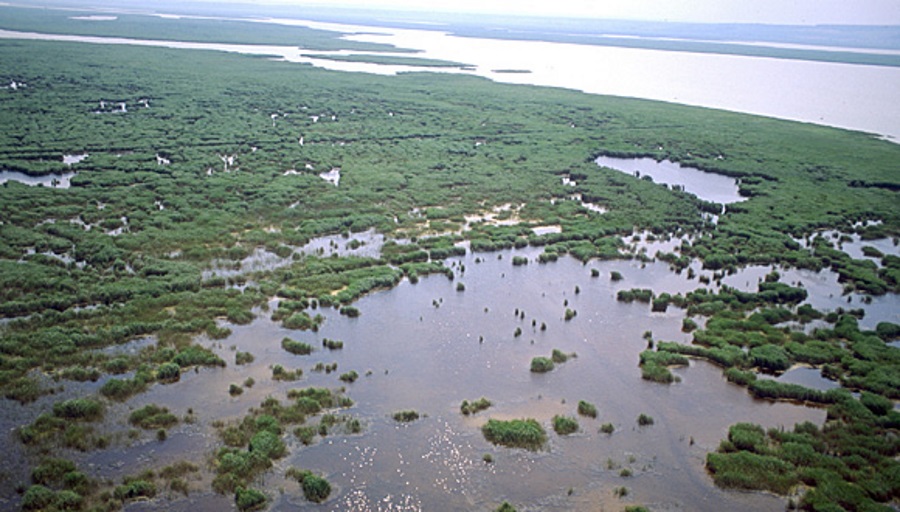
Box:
0;4;898;512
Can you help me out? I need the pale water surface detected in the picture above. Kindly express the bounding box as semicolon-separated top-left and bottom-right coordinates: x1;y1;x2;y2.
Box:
2;18;899;139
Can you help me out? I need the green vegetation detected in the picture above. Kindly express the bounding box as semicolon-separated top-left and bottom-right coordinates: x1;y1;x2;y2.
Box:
271;365;303;381
24;457;198;510
637;413;655;426
235;487;267;511
322;338;344;350
530;356;555;373
392;410;420;422
287;467;332;503
531;349;576;373
212;389;352;494
113;479;156;501
552;415;579;435
482;418;547;450
552;348;576;363
641;281;900;509
18;398;109;451
0;10;896;410
577;400;598;418
617;288;654;303
639;349;688;383
0;6;899;509
339;370;359;383
156;361;181;382
600;423;615;434
302;474;332;503
235;351;255;365
460;397;492;415
129;404;178;430
281;337;313;355
52;398;104;421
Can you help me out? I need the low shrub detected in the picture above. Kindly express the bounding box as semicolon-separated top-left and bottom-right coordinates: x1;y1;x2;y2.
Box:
129;404;178;429
53;399;104;421
235;487;267;511
301;474;331;503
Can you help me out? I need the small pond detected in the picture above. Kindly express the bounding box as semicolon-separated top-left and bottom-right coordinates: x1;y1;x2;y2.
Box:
758;366;841;392
595;155;745;205
0;170;76;188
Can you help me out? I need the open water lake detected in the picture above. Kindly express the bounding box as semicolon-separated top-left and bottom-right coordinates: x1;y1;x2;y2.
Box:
2;14;900;139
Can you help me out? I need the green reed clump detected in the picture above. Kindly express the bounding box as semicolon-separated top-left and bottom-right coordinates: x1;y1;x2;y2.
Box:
129;404;178;429
482;418;547;450
460;397;492;415
530;356;554;373
281;337;313;355
552;415;579;435
392;410;420;423
577;400;598;418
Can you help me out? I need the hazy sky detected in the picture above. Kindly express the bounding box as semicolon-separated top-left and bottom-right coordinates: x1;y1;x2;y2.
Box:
236;0;900;25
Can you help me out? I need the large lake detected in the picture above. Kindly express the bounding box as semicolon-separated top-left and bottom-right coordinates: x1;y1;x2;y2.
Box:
2;15;900;140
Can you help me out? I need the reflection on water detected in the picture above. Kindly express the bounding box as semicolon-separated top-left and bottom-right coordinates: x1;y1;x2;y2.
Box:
2;20;899;139
7;231;896;509
202;229;386;280
759;365;841;391
35;247;830;511
595;155;745;205
721;264;900;330
0;169;77;188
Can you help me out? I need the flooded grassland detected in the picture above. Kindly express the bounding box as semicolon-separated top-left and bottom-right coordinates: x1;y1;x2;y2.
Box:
0;11;898;512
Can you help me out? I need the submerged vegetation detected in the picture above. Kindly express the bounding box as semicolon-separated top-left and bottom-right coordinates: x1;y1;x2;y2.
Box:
0;4;898;510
